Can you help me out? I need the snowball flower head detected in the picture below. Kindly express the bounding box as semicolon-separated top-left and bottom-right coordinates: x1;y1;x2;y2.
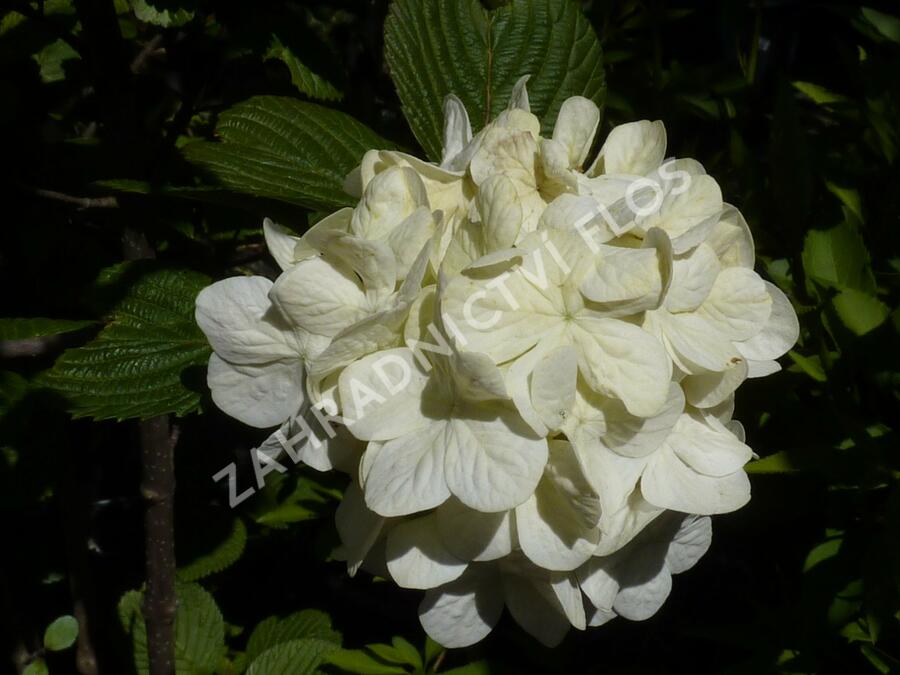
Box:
196;77;799;647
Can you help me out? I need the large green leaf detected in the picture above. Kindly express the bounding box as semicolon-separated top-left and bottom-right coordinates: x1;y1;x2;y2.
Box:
384;0;605;160
246;609;341;664
183;97;395;210
246;638;339;675
39;267;211;421
119;583;225;675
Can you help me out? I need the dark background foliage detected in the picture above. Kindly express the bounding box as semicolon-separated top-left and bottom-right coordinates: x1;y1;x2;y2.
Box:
1;0;899;673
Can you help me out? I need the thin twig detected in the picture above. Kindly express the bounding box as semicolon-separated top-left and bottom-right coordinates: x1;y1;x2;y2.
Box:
0;336;63;358
140;418;179;675
25;186;119;210
131;35;164;74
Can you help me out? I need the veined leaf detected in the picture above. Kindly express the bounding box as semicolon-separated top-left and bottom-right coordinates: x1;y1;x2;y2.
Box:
119;583;225;675
246;610;341;664
176;517;247;582
385;0;605;161
183;97;395;210
0;318;94;341
39;266;211;421
246;638;339;675
265;34;342;101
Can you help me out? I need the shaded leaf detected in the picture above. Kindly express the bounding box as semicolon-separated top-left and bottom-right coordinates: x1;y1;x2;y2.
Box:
246;638;339;675
183;97;394;210
384;0;605;160
39;266;211;420
246;610;341;664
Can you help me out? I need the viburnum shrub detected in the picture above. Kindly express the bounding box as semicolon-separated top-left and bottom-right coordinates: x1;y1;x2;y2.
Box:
195;79;798;647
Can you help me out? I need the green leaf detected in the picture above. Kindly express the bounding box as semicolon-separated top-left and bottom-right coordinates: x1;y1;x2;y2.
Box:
265;34;342;101
861;7;900;44
391;637;422;670
43;614;79;651
832;288;889;336
792;81;849;107
182;97;394;210
384;0;605;161
326;649;409;675
788;351;828;382
130;0;194;27
176;517;247;582
246;638;340;675
0;318;94;341
802;224;877;294
32;38;80;83
119;583;225;675
39;266;211;421
443;662;493;675
246;610;341;664
745;451;798;474
22;659;48;675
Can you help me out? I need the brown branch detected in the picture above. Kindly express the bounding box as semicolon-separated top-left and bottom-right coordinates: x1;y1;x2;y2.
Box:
131;35;164;74
25;186;119;210
140;418;179;675
0;336;64;358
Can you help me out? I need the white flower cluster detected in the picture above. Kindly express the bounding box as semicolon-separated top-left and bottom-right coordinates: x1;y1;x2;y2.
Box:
195;78;799;647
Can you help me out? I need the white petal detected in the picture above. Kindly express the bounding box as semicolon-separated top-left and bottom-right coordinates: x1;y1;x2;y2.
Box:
351;166;430;241
207;354;303;428
707;205;754;268
665;243;720;312
698;267;772;341
613;564;672;621
553;96;601;169
682;357;749;408
502;576;572;647
386;514;468;590
436;498;514;562
642;449;751;514
577;558;619;610
591;120;667;176
477;174;523;251
338;348;431;441
335;481;384;576
666;415;752;477
419;569;503;648
656;311;742;374
362;424;451;517
516;446;599;571
443;408;548;512
572;318;672;417
506;74;531;112
440;94;473;170
736;282;799;361
195;276;297;364
450;350;509;403
640;173;723;253
269;257;368;338
530;345;578;432
601;382;684;458
550;573;587;630
665;515;712;574
263;218;301;271
746;359;781;378
580;246;664;314
386;207;437;281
